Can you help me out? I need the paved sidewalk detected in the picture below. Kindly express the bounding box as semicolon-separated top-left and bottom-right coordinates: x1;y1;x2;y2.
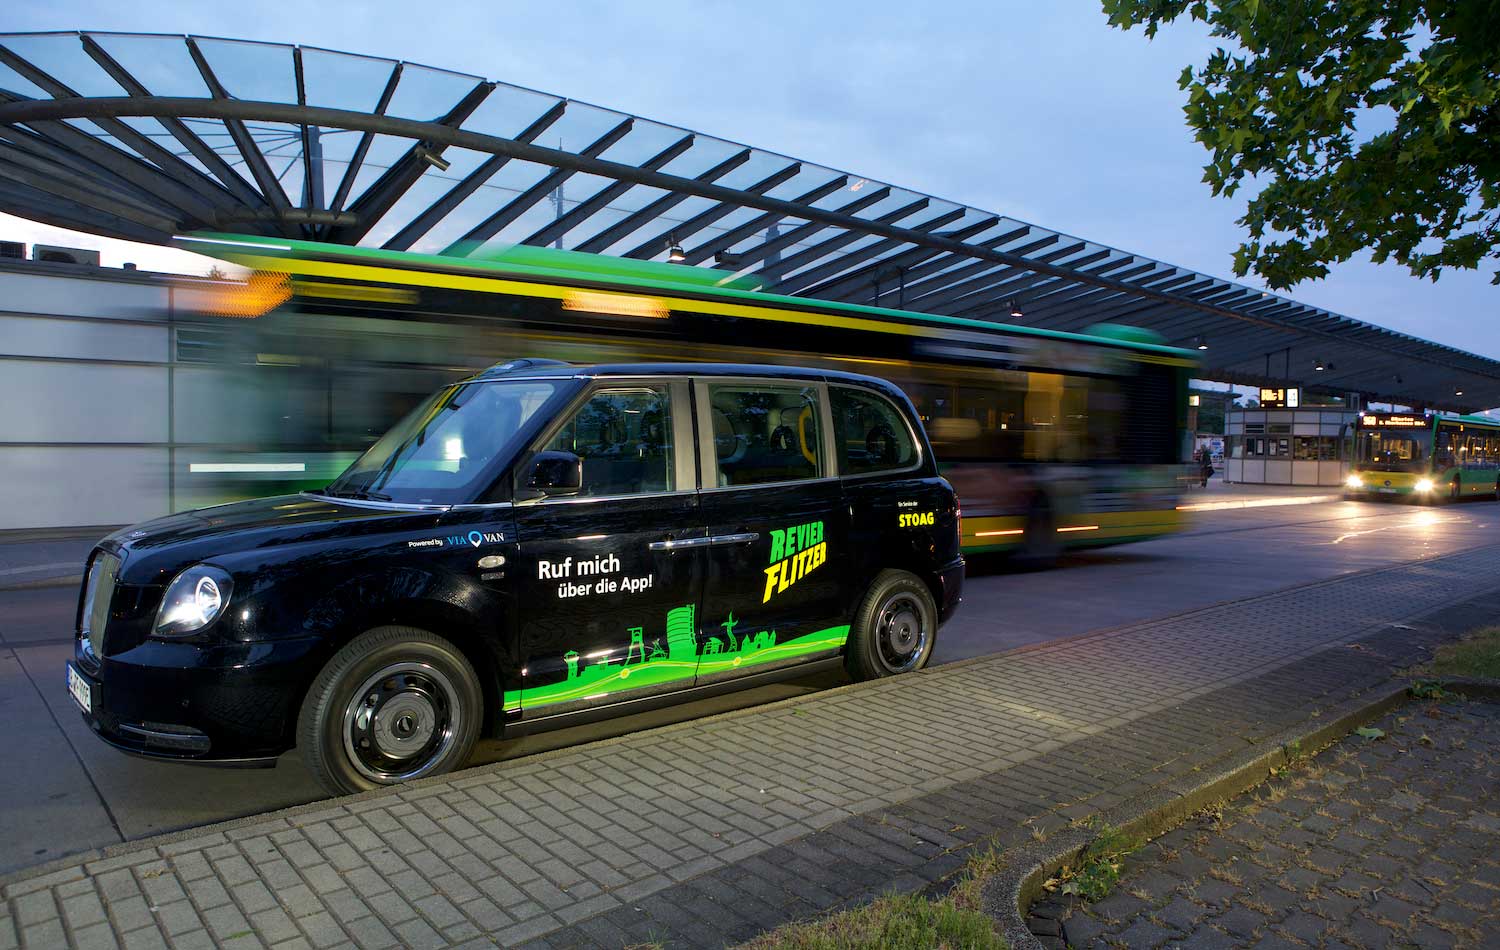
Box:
4;546;1500;949
1057;698;1500;949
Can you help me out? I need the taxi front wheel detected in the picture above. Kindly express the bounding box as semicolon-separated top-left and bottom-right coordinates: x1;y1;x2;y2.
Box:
846;570;937;681
297;626;483;796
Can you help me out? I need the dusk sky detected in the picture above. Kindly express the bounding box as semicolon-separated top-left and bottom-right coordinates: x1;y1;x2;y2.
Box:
4;0;1496;357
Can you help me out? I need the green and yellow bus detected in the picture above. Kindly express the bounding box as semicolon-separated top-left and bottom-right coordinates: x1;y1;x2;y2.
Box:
1347;411;1500;502
175;234;1197;558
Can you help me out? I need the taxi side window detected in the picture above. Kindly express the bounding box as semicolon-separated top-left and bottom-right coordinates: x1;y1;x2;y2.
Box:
831;386;917;475
543;387;675;496
707;383;823;487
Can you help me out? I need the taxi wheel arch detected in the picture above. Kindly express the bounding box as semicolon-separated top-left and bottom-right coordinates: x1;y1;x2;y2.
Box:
296;626;484;796
845;569;938;682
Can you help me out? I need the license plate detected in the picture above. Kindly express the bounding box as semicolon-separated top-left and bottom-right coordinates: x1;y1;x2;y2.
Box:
1377;487;1398;494
67;665;92;714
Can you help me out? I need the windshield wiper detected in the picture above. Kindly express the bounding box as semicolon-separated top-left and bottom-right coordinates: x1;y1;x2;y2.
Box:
318;487;394;502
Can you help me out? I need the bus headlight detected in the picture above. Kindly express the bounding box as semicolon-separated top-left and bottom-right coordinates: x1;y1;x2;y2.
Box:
154;565;233;636
1415;478;1435;493
1345;475;1363;489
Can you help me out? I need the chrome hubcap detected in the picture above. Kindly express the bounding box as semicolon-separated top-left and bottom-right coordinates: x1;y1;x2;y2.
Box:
874;592;928;673
342;662;458;783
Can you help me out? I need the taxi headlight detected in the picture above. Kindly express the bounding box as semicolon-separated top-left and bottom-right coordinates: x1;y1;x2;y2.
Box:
1345;475;1363;489
1415;478;1435;492
154;565;233;636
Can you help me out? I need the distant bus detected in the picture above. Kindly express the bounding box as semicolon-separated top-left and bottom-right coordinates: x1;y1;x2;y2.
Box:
1347;411;1500;502
177;235;1196;558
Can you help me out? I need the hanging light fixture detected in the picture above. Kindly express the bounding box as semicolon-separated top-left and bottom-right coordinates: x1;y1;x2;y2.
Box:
1008;299;1023;318
1194;336;1209;350
667;238;686;264
1314;359;1326;371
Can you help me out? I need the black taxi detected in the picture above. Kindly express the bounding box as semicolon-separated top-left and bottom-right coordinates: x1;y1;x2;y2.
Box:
67;362;963;794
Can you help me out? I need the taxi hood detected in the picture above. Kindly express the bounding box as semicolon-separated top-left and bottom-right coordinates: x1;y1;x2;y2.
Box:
102;494;438;585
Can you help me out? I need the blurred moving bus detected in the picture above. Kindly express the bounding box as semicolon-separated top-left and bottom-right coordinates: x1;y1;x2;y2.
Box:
1346;411;1500;502
177;235;1195;557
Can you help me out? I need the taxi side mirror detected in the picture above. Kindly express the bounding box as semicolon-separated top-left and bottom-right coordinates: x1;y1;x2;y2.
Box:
527;451;583;496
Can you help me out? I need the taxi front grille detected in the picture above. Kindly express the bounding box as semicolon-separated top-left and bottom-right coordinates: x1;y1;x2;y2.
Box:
80;551;120;660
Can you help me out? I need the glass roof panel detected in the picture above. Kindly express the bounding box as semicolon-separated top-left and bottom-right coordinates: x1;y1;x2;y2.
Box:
382;63;482;123
763;165;846;202
1;34;128;98
596;117;689;167
536;100;630;155
299;47;397;114
340;133;422;207
0;59;52;100
86;34;212;97
654;135;742;180
192;38;298;104
460;83;565;141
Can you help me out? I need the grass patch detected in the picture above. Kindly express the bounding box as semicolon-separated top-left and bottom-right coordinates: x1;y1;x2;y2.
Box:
1426;626;1500;679
1046;823;1141;903
743;850;1007;949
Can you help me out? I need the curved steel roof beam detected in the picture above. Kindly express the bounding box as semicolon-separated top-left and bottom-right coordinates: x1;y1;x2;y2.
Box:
572;148;749;255
0;91;1493;382
335;78;495;245
621;160;802;260
775;217;1005;296
760;206;964;287
446;115;633;253
383;99;567;252
523;132;695;249
183;38;291;233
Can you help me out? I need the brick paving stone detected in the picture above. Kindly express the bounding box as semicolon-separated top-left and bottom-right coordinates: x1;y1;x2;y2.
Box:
1060;699;1500;950
7;548;1500;947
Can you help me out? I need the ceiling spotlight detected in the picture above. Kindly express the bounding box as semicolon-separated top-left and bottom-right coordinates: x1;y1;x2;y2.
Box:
1008;299;1023;318
1194;336;1209;350
415;146;450;172
1314;359;1326;371
667;239;686;264
1456;387;1465;397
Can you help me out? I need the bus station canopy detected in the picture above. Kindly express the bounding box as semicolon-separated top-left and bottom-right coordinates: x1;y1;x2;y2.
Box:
1;31;1497;411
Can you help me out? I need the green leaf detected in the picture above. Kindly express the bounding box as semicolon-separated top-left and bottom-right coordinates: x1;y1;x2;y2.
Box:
1355;726;1386;740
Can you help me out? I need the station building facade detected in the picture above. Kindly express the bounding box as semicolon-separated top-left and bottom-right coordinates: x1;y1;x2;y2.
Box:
1222;405;1358;487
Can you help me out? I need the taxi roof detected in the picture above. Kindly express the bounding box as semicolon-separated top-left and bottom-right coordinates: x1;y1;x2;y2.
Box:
469;359;903;390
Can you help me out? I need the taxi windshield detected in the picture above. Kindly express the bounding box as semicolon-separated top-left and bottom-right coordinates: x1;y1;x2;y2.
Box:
1356;429;1430;473
325;380;559;505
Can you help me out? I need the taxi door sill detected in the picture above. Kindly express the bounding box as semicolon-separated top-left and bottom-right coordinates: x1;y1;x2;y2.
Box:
504;657;845;738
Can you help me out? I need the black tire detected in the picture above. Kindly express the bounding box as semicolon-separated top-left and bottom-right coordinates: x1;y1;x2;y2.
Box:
297;626;483;796
845;570;938;682
1015;495;1061;570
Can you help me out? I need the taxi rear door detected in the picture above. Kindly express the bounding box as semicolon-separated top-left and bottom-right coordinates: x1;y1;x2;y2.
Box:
691;377;851;686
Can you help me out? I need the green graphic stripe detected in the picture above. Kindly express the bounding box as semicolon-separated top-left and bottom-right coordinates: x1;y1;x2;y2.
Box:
695;631;848;677
507;624;851;712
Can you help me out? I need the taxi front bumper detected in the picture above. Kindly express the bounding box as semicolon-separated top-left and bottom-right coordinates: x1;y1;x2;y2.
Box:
69;635;325;766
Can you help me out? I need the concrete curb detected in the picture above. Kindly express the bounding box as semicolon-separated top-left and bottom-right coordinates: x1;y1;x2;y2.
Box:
980;677;1500;950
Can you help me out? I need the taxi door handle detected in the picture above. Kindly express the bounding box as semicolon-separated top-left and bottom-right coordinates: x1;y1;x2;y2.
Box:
648;536;714;552
648;533;757;552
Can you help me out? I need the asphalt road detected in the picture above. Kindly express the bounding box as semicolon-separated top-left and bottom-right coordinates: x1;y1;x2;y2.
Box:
2;495;1496;875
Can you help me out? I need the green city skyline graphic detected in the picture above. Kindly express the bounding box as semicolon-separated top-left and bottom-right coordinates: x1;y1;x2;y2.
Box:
508;605;850;710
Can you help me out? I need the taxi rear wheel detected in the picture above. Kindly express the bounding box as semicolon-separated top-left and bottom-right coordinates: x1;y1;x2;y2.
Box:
846;570;937;681
297;626;482;796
